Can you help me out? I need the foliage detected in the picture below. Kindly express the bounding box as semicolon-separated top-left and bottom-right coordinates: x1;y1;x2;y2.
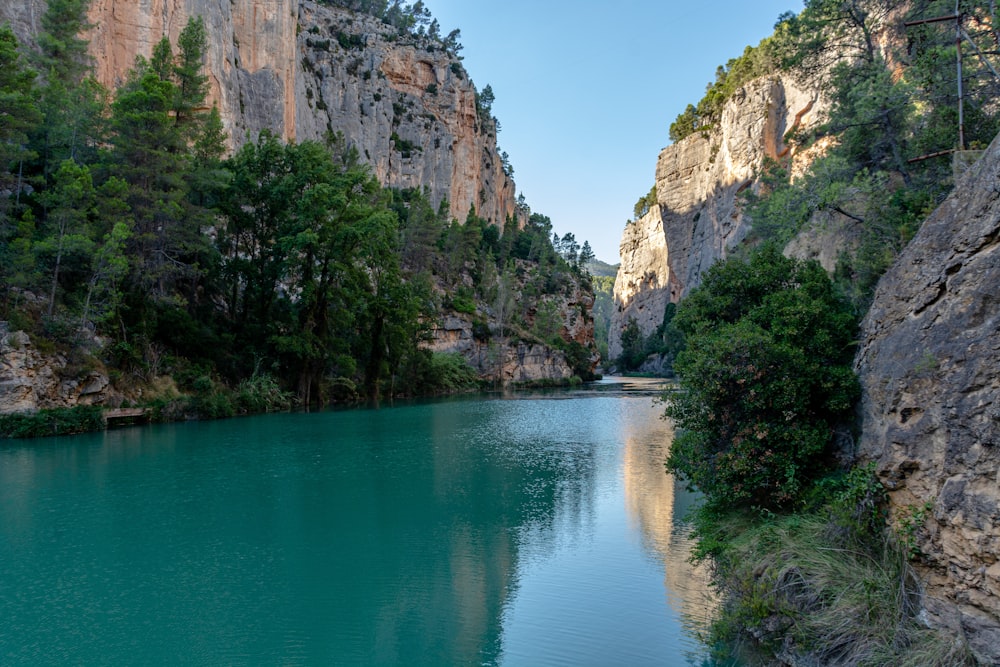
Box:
669;38;786;142
591;275;614;362
0;405;105;438
317;0;462;53
407;351;479;394
632;184;657;220
235;374;295;413
738;0;1000;309
615;303;683;374
0;3;598;420
666;245;859;509
0;24;41;223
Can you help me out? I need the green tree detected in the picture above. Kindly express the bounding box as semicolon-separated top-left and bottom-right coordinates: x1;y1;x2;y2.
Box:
633;184;657;220
617;316;644;370
666;245;859;509
107;65;192;303
669;104;698;143
173;17;210;133
79;178;133;331
33;0;92;84
0;25;41;223
30;0;105;180
34;159;96;314
578;240;595;268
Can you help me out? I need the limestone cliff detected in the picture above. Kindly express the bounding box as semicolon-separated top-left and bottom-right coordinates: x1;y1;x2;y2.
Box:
427;275;597;385
610;75;826;359
1;0;519;228
855;135;1000;665
0;322;118;414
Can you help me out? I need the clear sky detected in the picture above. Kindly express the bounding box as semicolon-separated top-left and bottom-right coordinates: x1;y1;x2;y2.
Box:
428;1;801;263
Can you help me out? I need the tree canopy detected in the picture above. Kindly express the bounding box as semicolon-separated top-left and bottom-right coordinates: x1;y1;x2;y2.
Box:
666;245;859;509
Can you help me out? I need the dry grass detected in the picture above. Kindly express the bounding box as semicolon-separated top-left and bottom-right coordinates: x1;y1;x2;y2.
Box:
706;511;977;666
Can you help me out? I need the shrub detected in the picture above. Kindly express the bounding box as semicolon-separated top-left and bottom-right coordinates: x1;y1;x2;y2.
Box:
235;374;294;413
665;244;859;509
0;406;106;438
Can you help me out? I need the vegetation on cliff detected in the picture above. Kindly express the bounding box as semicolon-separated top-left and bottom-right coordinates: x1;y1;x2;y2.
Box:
666;246;972;663
666;245;859;508
0;1;596;431
747;0;1000;309
662;1;1000;661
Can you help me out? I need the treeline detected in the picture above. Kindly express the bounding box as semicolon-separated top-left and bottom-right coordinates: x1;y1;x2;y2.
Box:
317;0;463;53
0;1;594;414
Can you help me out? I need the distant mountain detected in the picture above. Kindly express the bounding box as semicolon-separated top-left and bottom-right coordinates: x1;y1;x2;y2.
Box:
586;259;619;278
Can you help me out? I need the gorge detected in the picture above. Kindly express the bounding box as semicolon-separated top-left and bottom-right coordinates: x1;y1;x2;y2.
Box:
3;0;1000;662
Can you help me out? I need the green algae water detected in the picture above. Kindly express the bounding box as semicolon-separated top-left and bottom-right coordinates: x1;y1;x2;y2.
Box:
0;379;714;665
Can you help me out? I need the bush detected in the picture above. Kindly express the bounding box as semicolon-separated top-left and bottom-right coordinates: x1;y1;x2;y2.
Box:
424;352;479;393
665;244;859;509
0;406;106;438
235;374;294;413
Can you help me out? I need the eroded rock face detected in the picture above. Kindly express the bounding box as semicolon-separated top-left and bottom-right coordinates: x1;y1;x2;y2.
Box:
611;75;826;351
654;75;824;297
609;205;675;360
426;277;597;385
0;325;117;414
425;315;574;385
1;0;519;228
855;135;1000;665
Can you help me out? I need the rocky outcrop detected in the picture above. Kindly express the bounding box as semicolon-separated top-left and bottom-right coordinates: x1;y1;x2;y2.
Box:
654;76;825;297
0;324;117;414
426;315;574;385
427;276;597;385
855;135;1000;665
611;75;827;351
1;0;519;228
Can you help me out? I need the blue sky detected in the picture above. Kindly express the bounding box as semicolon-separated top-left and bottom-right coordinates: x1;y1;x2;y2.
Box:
428;1;801;263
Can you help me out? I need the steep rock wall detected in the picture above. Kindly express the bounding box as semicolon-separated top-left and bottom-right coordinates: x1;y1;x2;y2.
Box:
610;75;826;354
608;205;675;360
855;135;1000;665
1;0;519;228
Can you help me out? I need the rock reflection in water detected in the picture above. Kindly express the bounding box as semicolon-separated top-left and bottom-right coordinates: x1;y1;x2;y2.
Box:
622;406;718;646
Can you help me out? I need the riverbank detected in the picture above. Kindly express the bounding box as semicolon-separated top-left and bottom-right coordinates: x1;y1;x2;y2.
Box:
0;371;605;440
695;467;976;665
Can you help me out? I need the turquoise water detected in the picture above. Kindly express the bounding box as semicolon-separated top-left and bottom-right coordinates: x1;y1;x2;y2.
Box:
0;379;714;665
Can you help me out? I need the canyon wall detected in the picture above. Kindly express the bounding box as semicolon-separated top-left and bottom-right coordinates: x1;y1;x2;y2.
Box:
610;75;826;359
855;135;1000;665
1;0;519;228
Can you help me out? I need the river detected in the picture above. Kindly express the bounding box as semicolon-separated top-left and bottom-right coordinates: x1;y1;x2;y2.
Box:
0;378;716;666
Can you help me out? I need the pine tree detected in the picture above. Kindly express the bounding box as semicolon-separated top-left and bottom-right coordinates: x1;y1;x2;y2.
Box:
174;17;210;134
0;25;41;224
35;159;97;314
30;0;104;180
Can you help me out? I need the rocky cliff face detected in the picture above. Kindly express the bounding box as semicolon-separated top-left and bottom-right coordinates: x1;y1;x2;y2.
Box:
427;276;597;385
610;75;826;358
1;0;519;228
608;205;674;360
855;136;1000;665
0;323;118;414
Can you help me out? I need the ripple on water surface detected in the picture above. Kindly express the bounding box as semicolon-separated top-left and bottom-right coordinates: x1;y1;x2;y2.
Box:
0;386;713;665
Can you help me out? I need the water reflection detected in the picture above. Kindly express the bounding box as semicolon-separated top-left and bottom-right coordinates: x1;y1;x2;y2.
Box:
622;410;718;661
0;386;714;665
